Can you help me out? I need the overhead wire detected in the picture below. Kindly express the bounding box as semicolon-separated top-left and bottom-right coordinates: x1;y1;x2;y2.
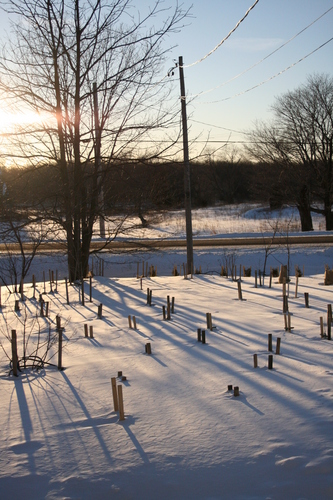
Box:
187;5;333;99
182;0;260;68
202;36;333;104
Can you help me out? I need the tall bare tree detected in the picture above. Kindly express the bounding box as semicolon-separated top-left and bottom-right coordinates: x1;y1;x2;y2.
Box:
0;0;188;280
246;74;333;231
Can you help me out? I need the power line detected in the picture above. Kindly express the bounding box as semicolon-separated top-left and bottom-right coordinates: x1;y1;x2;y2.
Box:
202;36;333;104
182;0;260;68
190;119;251;135
187;5;333;99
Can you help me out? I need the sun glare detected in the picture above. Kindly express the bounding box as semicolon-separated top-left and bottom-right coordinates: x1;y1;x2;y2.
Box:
0;109;49;133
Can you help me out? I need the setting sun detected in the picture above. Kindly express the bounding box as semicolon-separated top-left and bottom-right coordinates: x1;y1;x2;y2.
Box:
0;108;49;133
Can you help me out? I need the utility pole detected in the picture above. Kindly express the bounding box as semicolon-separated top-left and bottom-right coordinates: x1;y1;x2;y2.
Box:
178;56;193;275
93;82;106;238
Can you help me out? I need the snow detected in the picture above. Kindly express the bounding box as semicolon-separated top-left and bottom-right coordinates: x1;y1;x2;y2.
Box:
1;205;333;499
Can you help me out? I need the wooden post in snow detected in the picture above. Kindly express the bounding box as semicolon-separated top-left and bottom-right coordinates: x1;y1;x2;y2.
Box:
65;278;69;305
97;303;103;318
11;330;18;377
237;280;242;300
111;377;119;412
327;304;332;340
81;278;85;306
276;337;281;354
58;328;63;370
117;385;125;421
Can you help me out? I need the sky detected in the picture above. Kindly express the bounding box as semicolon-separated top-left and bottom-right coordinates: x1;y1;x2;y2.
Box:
0;0;332;160
163;0;333;156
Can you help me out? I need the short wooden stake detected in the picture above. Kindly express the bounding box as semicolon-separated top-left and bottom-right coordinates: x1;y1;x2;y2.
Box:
283;295;288;313
111;377;119;412
268;354;273;370
287;313;291;332
259;270;262;287
133;316;137;329
40;300;44;317
201;330;206;344
228;384;233;391
89;325;94;338
304;292;309;308
320;316;324;338
197;328;202;342
56;315;61;331
171;297;175;314
15;300;20;312
20;279;24;301
147;287;150;304
162;305;166;320
89;275;92;302
45;302;49;318
253;354;258;368
234;386;240;397
295;275;299;298
268;333;272;352
118;385;125;421
284;313;288;331
84;324;88;337
269;270;272;288
327;304;332;340
255;270;257;288
167;295;171;320
97;303;103;318
145;342;152;355
149;289;152;306
11;330;18;377
140;277;143;290
65;278;69;305
58;328;63;370
237;280;242;300
276;337;281;355
128;315;132;329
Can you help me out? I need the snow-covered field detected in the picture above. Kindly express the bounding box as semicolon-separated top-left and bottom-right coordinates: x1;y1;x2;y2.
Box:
1;205;333;499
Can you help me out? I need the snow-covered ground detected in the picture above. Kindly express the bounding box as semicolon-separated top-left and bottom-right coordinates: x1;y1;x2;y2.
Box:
1;205;333;499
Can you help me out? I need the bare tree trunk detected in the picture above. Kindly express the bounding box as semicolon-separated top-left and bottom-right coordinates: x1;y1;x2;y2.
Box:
297;185;313;231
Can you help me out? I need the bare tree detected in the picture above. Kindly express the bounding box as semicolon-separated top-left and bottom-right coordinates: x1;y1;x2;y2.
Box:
246;74;333;231
0;0;189;280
